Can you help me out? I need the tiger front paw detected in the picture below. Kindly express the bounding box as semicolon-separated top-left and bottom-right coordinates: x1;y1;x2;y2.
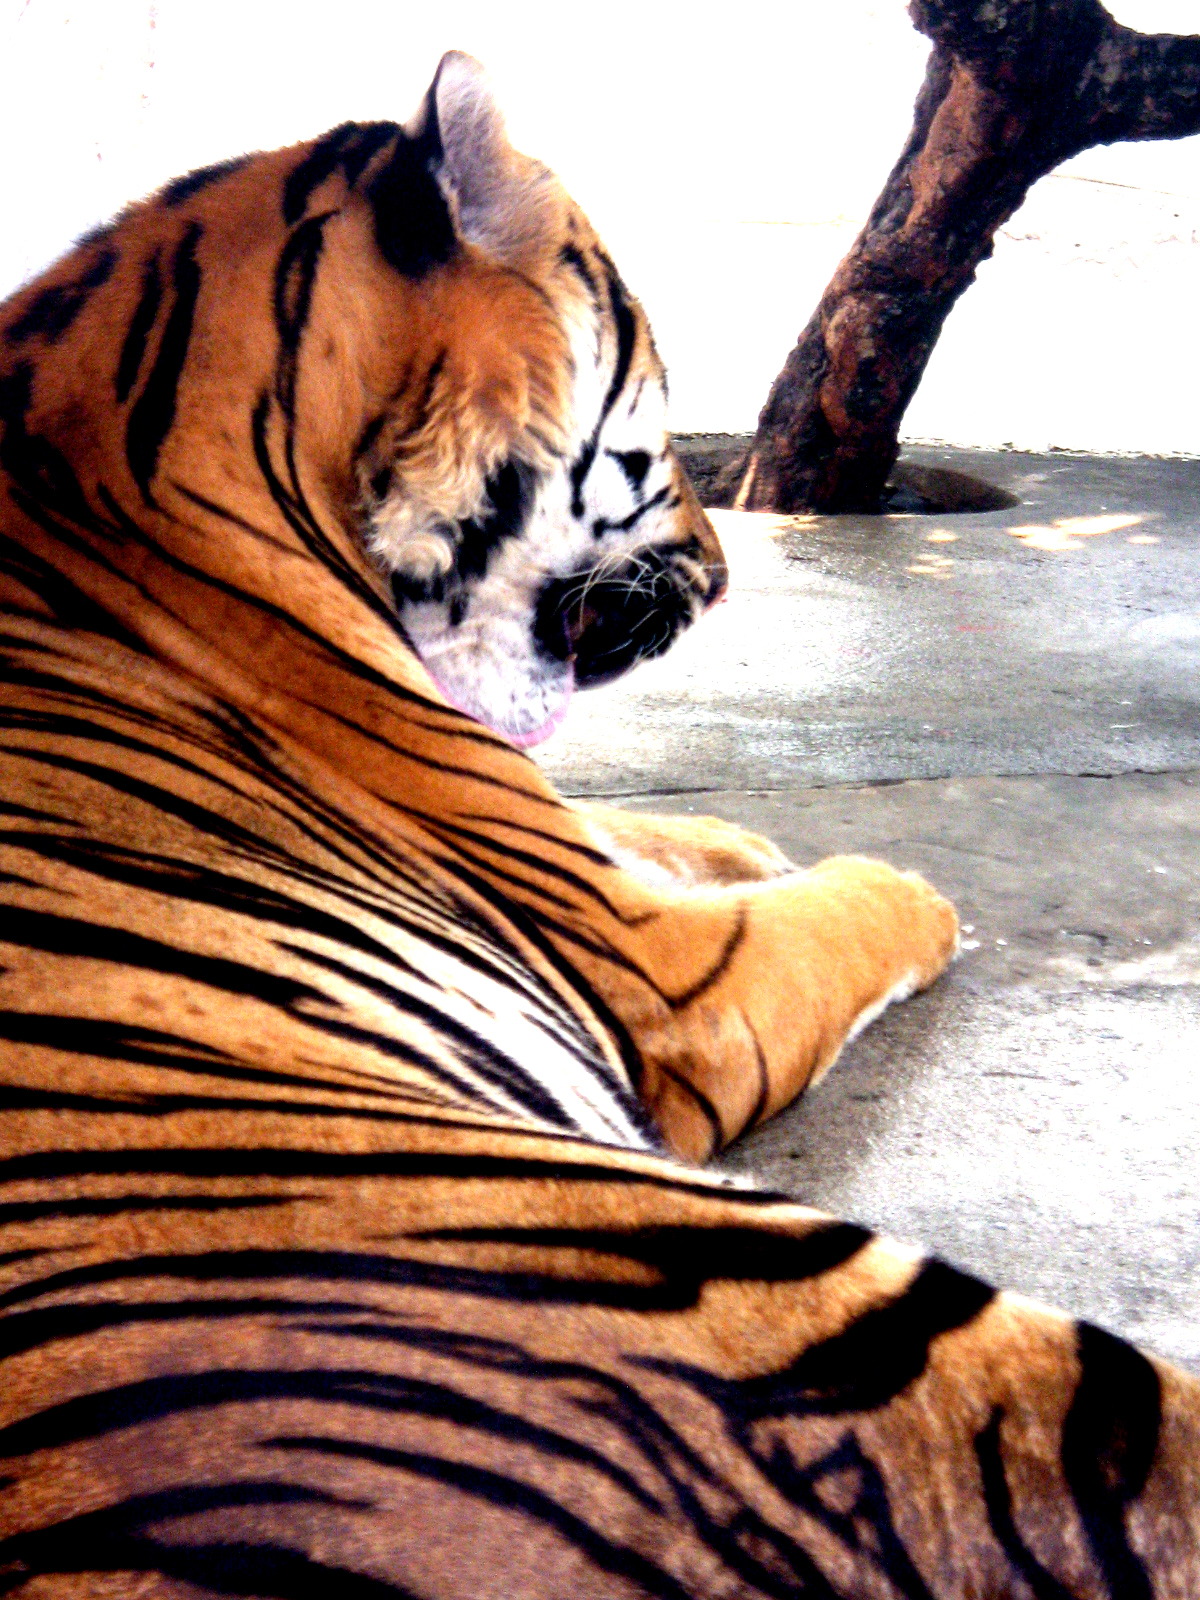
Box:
899;867;961;987
579;803;795;888
681;816;795;885
803;854;960;997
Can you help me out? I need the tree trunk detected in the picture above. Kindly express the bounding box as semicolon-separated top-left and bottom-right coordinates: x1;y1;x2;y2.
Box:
731;0;1200;514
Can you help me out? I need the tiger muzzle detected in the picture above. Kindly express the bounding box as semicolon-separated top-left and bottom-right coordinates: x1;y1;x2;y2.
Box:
534;544;722;688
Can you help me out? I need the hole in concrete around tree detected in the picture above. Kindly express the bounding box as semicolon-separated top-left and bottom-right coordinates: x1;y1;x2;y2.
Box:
672;434;1021;516
881;462;1020;515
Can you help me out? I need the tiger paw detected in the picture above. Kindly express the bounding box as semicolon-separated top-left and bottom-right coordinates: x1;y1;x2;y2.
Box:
720;855;959;1120
677;815;795;885
801;854;960;997
898;866;961;986
580;804;795;887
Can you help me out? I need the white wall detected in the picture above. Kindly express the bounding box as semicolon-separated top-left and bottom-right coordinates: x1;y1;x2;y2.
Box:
2;0;1197;454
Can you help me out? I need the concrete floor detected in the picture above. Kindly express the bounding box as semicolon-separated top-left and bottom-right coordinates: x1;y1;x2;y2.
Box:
537;447;1200;1374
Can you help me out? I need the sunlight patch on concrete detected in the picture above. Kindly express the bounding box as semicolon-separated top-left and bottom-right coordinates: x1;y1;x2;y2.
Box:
1006;511;1145;551
708;509;814;543
906;550;957;579
1049;936;1200;989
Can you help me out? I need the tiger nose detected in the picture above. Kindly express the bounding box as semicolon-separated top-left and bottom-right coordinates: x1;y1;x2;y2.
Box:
669;453;728;608
689;500;728;608
704;557;729;608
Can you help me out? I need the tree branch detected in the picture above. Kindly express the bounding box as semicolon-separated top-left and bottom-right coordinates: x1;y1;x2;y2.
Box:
1082;22;1200;143
729;1;1200;514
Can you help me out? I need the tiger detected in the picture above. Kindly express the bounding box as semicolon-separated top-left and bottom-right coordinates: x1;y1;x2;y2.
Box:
0;47;1197;1598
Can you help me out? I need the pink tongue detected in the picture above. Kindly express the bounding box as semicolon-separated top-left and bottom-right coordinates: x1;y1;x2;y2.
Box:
506;681;574;748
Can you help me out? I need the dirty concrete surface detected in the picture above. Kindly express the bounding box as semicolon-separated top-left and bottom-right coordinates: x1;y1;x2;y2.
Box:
536;447;1200;1374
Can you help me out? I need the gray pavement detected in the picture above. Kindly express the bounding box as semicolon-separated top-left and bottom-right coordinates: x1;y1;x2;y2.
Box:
536;447;1200;1374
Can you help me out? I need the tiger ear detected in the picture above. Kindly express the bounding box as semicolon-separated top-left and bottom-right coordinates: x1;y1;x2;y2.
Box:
405;51;556;265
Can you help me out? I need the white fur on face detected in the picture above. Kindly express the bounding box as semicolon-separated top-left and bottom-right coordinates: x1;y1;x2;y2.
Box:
386;335;690;746
397;471;583;747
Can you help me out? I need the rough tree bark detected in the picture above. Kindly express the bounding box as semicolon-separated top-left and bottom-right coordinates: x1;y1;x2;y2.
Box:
732;0;1200;514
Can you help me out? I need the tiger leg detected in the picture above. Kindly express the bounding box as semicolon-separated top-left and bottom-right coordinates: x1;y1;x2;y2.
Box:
609;856;959;1162
575;800;794;886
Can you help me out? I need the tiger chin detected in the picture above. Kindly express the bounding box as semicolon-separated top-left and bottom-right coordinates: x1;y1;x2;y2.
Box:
0;50;1197;1600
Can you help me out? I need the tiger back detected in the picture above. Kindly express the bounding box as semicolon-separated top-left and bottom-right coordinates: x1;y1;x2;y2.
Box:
1;52;1198;1599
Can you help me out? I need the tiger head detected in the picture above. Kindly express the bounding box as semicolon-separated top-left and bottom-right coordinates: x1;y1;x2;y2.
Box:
355;53;728;745
0;53;726;751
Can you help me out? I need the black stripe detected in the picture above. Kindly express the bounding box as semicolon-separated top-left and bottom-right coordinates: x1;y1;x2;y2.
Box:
423;848;656;1112
0;1241;804;1320
751;1432;934;1598
353;359;416;478
269;1436;696;1600
169;477;297;553
665;904;746;1009
568;256;639;516
366;132;457;279
419;811;641;924
0;1013;414;1102
73;218;116;252
744;1021;770;1130
645;1258;996;1419
558;240;602;309
591;481;671;540
1061;1321;1161;1600
0;1194;295;1226
249;391;403;630
0;826;429;979
597;254;639;426
654;1060;723;1158
0;529;146;656
4;248;118;346
413;1220;871;1286
283;121;397;224
274;214;330;419
0;1361;657;1517
272;1413;658;1515
125;222;203;506
99;464;436;707
282;944;583;1131
160;154;252;207
283;123;358;221
421;841;640;964
607;445;653;492
0;1073;447;1129
353;410;389;464
0;1146;785;1203
115;251;163;403
0;360;103;533
0;1248;47;1267
414;349;446;426
976;1407;1077;1598
0;532;122;633
336;123;401;190
0;903;323;1009
0;1294;373;1363
0;730;314;867
0;865;42;890
1;675;592;1036
0;1484;409;1600
454;810;614;868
